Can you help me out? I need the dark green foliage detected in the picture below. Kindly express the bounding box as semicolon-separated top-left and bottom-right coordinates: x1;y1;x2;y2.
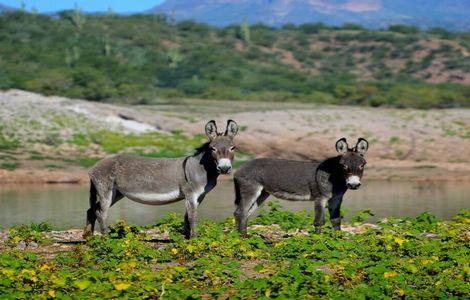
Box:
388;24;421;34
0;11;469;108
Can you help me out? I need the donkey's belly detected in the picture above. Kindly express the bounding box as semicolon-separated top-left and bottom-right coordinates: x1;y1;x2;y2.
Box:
269;191;311;201
124;190;184;205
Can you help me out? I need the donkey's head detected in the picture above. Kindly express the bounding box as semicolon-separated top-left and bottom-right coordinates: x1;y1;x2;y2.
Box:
205;120;238;174
335;137;369;190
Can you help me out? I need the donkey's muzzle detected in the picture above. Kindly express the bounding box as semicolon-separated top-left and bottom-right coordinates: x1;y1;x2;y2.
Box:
217;158;232;174
217;165;232;174
346;175;361;190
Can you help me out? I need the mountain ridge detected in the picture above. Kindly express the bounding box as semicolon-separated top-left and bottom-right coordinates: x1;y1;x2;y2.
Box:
148;0;470;31
0;3;15;12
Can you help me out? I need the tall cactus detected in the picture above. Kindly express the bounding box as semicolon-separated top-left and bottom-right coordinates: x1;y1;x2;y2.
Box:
71;3;86;33
102;6;113;56
104;35;112;57
168;48;182;68
240;18;251;44
65;4;86;66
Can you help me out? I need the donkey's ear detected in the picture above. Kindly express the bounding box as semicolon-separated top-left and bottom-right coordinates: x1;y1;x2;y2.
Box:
335;138;349;154
355;138;369;155
205;120;218;140
225;119;238;139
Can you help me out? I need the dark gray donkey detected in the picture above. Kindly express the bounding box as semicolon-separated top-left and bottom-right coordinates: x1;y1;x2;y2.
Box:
83;120;239;239
234;138;369;236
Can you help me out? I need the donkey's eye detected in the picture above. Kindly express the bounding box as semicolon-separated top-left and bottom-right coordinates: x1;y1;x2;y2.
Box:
210;147;217;152
342;165;348;170
229;146;236;151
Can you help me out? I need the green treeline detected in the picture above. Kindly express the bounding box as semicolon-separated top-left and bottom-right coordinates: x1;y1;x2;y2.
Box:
0;10;469;108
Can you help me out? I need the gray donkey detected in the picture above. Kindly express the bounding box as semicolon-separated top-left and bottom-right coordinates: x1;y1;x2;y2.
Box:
234;138;369;236
83;120;238;239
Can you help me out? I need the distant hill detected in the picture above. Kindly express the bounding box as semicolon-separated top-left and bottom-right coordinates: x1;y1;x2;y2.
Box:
0;12;468;108
0;3;15;12
148;0;470;31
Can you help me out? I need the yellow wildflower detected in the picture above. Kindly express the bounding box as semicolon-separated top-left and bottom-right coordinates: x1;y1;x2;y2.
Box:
394;237;405;246
384;271;398;278
114;282;131;291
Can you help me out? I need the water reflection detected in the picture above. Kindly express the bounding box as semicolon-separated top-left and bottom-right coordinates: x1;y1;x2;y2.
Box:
0;180;468;229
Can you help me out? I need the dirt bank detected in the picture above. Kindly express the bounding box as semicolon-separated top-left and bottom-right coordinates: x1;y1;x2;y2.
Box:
1;90;469;183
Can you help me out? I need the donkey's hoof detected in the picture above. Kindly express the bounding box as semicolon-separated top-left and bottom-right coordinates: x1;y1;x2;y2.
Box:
82;225;93;239
314;227;322;234
184;232;198;239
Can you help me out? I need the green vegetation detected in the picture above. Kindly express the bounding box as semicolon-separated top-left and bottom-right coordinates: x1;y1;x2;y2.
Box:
0;162;19;171
6;222;52;245
70;130;206;157
1;206;469;299
0;126;21;151
0;11;469;108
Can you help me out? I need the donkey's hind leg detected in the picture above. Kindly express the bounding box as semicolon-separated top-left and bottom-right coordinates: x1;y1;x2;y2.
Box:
234;179;268;237
94;184;120;235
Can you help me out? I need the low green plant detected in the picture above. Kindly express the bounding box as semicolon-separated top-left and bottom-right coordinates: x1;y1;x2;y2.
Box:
1;208;469;299
6;222;52;245
253;201;313;230
351;209;375;223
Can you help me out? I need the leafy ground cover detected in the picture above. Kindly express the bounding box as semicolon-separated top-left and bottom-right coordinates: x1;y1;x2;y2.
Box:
1;204;468;299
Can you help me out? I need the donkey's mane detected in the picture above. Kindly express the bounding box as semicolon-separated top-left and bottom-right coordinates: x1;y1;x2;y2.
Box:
193;141;211;155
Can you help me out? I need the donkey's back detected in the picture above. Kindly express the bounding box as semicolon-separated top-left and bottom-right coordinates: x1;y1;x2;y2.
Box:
89;154;185;191
235;158;320;195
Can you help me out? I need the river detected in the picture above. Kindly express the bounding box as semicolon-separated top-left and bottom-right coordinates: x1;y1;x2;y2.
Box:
0;180;468;229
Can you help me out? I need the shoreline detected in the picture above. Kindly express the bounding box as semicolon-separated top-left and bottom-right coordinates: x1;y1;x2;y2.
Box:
1;163;470;185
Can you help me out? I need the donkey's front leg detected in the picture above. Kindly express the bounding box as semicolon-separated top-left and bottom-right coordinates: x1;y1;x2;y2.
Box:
183;195;199;239
314;197;328;233
328;193;344;231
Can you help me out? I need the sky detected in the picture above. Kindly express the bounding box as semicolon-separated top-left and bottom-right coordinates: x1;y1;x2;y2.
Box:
1;0;166;13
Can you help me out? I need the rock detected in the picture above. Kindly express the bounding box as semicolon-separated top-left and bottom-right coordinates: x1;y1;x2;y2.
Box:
315;265;335;275
420;232;441;239
16;241;26;250
29;242;39;248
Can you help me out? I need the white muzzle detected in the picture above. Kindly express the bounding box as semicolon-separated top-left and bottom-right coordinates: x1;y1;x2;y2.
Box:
217;158;232;174
346;175;361;189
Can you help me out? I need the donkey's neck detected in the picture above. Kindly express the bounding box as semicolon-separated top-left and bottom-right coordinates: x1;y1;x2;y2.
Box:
317;155;342;174
190;149;219;179
317;155;346;188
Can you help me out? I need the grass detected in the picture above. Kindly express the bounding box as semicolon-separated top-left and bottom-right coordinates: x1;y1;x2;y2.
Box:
0;127;21;151
414;165;437;169
389;136;401;144
70;130;206;156
0;162;19;171
66;158;100;168
45;164;64;170
0;207;468;299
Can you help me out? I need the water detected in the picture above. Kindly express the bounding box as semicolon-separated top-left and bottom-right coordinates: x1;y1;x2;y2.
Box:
0;180;468;229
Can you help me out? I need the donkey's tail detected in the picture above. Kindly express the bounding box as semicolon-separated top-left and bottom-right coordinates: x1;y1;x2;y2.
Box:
83;180;98;238
234;177;241;207
89;180;98;208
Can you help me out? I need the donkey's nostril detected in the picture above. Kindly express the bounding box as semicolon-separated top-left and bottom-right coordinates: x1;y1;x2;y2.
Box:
347;183;361;189
218;165;232;174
